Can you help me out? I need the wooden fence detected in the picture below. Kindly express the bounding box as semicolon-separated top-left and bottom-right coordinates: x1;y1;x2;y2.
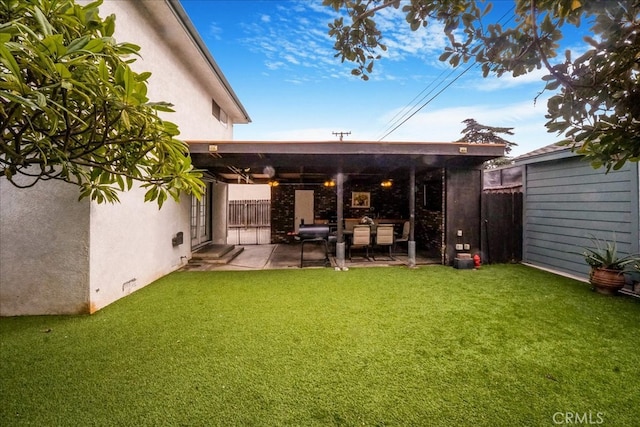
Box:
228;199;271;245
481;192;522;264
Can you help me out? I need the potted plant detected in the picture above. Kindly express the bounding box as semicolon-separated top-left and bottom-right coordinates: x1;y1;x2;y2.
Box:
627;260;640;294
583;236;640;295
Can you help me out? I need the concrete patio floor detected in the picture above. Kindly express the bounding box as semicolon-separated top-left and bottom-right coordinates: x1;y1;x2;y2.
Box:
182;243;441;271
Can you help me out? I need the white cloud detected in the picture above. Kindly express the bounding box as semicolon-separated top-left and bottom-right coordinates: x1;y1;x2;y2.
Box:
368;98;559;156
265;60;285;70
236;1;454;83
238;3;356;82
283;54;300;65
207;22;223;41
218;1;569;157
383;24;448;59
234;97;561;157
471;68;550;91
284;79;305;85
252;127;339;141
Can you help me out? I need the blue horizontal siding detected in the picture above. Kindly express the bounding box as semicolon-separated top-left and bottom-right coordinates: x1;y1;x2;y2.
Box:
523;157;638;280
527;181;630;194
527;216;631;235
528;208;632;222
525;224;633;250
527;164;629;182
527;192;631;203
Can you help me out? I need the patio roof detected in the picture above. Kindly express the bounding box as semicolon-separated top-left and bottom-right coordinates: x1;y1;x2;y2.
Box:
188;140;505;184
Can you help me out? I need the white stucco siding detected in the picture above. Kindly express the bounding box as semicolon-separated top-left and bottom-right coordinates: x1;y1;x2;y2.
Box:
83;0;241;310
229;184;271;200
1;0;248;316
89;185;191;312
90;0;235;140
0;179;90;316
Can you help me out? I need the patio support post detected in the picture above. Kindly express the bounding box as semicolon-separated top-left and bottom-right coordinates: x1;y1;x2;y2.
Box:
408;165;416;268
336;171;346;269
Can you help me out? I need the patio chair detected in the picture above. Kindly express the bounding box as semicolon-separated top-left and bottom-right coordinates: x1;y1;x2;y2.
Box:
344;218;360;233
349;225;371;261
393;221;410;253
373;224;395;260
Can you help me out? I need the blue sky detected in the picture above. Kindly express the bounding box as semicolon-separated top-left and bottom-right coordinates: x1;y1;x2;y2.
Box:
179;0;587;157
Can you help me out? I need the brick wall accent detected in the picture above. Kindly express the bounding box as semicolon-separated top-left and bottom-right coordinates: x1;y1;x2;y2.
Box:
270;170;445;253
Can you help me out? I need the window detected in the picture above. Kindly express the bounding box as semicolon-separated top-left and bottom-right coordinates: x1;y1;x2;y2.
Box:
220;109;228;126
212;99;228;126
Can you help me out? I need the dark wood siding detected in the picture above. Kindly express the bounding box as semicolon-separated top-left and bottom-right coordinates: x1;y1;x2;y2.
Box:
482;192;522;264
523;157;639;279
446;168;482;264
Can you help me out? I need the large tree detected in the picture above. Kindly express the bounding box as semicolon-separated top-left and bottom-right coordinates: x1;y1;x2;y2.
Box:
457;118;517;168
457;118;516;153
0;0;204;206
324;0;640;171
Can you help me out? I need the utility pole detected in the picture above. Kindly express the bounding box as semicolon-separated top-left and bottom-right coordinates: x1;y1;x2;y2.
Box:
332;131;351;141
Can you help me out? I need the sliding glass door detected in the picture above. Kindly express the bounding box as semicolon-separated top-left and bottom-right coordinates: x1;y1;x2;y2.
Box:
191;182;212;248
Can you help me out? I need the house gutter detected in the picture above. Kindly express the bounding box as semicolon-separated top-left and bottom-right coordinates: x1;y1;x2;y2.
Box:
164;0;251;124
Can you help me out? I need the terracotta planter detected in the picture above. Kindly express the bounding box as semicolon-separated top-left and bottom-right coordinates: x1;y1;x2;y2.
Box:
590;268;626;295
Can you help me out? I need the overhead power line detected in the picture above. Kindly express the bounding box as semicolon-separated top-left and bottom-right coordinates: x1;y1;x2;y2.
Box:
375;66;459;141
377;61;480;141
376;6;516;141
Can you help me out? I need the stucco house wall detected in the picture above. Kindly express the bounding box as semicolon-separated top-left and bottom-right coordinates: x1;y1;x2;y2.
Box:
92;0;246;140
88;185;192;312
229;184;271;201
1;0;249;315
83;0;240;312
0;179;90;316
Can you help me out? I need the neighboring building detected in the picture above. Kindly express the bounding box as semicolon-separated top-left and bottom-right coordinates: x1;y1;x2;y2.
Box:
0;0;250;315
515;144;640;281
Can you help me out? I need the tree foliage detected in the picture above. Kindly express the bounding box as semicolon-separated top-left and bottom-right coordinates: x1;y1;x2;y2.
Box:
457;118;517;153
0;0;204;207
456;118;517;169
324;0;640;171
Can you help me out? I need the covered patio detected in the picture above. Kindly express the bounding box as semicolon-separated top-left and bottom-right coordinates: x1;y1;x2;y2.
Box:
188;140;504;267
182;242;441;271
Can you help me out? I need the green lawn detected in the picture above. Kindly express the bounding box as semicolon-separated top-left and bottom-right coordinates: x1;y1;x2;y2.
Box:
1;265;638;426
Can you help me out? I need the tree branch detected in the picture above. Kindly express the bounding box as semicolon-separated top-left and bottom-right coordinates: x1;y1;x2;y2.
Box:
354;0;396;22
530;0;575;91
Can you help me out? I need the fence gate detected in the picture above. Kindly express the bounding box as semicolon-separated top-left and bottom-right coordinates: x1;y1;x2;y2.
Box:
481;192;523;263
228;199;271;245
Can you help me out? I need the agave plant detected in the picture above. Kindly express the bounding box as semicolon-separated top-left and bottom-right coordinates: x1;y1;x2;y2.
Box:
583;236;640;271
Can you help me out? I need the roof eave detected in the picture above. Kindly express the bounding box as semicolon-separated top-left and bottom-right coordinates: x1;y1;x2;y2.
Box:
164;0;251;124
188;140;505;157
